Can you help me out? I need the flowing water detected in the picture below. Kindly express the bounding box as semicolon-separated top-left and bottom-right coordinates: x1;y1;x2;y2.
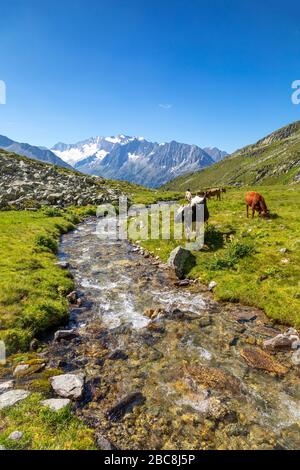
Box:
46;218;299;450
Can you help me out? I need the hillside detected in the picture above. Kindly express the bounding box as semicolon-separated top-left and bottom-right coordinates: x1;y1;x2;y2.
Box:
0;135;72;170
161;121;300;191
0;149;122;209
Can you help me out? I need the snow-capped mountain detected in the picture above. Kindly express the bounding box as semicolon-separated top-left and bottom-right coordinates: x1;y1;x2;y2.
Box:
51;135;227;188
52;135;141;166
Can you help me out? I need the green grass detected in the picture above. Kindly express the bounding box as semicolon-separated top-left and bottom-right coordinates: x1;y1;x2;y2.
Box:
133;186;300;327
0;206;97;354
0;393;96;450
105;178;183;205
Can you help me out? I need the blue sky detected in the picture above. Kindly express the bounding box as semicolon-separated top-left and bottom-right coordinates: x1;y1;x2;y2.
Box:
0;0;300;152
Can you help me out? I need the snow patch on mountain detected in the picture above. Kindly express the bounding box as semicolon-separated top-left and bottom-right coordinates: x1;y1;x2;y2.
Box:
52;135;227;188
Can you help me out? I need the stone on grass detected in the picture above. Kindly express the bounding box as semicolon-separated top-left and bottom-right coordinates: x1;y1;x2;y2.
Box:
208;281;217;291
13;362;45;378
0;380;14;394
9;431;23;441
0;390;30;410
50;374;84;399
13;364;29;377
41;398;71;411
0;445;6;450
167;246;195;279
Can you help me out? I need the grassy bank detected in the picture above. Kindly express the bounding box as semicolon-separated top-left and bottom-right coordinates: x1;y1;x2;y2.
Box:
0;185;179;355
0;392;96;450
133;185;300;327
0;206;97;354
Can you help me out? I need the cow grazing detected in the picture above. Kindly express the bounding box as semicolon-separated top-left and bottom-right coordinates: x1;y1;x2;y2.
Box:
245;191;269;219
206;188;222;200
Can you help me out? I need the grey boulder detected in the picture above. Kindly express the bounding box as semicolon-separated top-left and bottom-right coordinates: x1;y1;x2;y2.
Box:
263;328;300;351
167;246;195;279
50;374;84;399
0;390;30;410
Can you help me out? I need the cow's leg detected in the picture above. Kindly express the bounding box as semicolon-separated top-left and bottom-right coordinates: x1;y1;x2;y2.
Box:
251;204;255;219
246;204;249;219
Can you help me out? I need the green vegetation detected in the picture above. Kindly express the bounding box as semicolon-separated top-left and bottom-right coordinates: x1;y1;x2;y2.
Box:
134;186;300;327
162;121;300;191
0;394;96;450
106;178;183;204
0;206;97;354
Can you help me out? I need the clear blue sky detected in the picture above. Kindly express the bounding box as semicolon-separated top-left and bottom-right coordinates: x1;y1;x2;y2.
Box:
0;0;300;152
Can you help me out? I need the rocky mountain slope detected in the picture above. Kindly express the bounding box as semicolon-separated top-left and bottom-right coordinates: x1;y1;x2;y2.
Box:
0;149;121;210
0;135;72;169
203;147;228;162
52;135;227;188
161;121;300;191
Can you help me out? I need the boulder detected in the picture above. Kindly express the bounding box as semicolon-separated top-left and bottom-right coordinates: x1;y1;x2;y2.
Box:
13;364;29;377
263;328;300;351
50;374;84;399
54;329;77;342
240;347;288;375
167;246;195;279
41;398;71;411
231;308;257;323
0;390;30;410
0;380;14;394
183;365;241;394
13;362;45;378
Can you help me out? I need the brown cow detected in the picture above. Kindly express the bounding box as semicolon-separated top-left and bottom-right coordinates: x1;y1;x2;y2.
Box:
245;191;269;219
206;188;222;201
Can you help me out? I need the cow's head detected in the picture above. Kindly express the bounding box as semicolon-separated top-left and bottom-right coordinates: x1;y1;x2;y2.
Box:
259;209;270;218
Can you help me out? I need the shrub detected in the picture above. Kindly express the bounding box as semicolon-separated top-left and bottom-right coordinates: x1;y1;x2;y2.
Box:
35;235;58;253
210;241;255;270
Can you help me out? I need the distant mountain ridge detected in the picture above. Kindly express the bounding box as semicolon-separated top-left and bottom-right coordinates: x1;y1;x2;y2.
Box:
52;135;227;188
161;120;300;191
0;135;72;169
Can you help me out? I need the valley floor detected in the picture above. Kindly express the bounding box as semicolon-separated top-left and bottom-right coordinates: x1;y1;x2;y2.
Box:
0;185;299;450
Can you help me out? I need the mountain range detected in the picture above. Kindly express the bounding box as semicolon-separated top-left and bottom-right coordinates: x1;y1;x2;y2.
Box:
0;135;72;169
0;134;228;188
51;135;227;188
162;120;300;191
